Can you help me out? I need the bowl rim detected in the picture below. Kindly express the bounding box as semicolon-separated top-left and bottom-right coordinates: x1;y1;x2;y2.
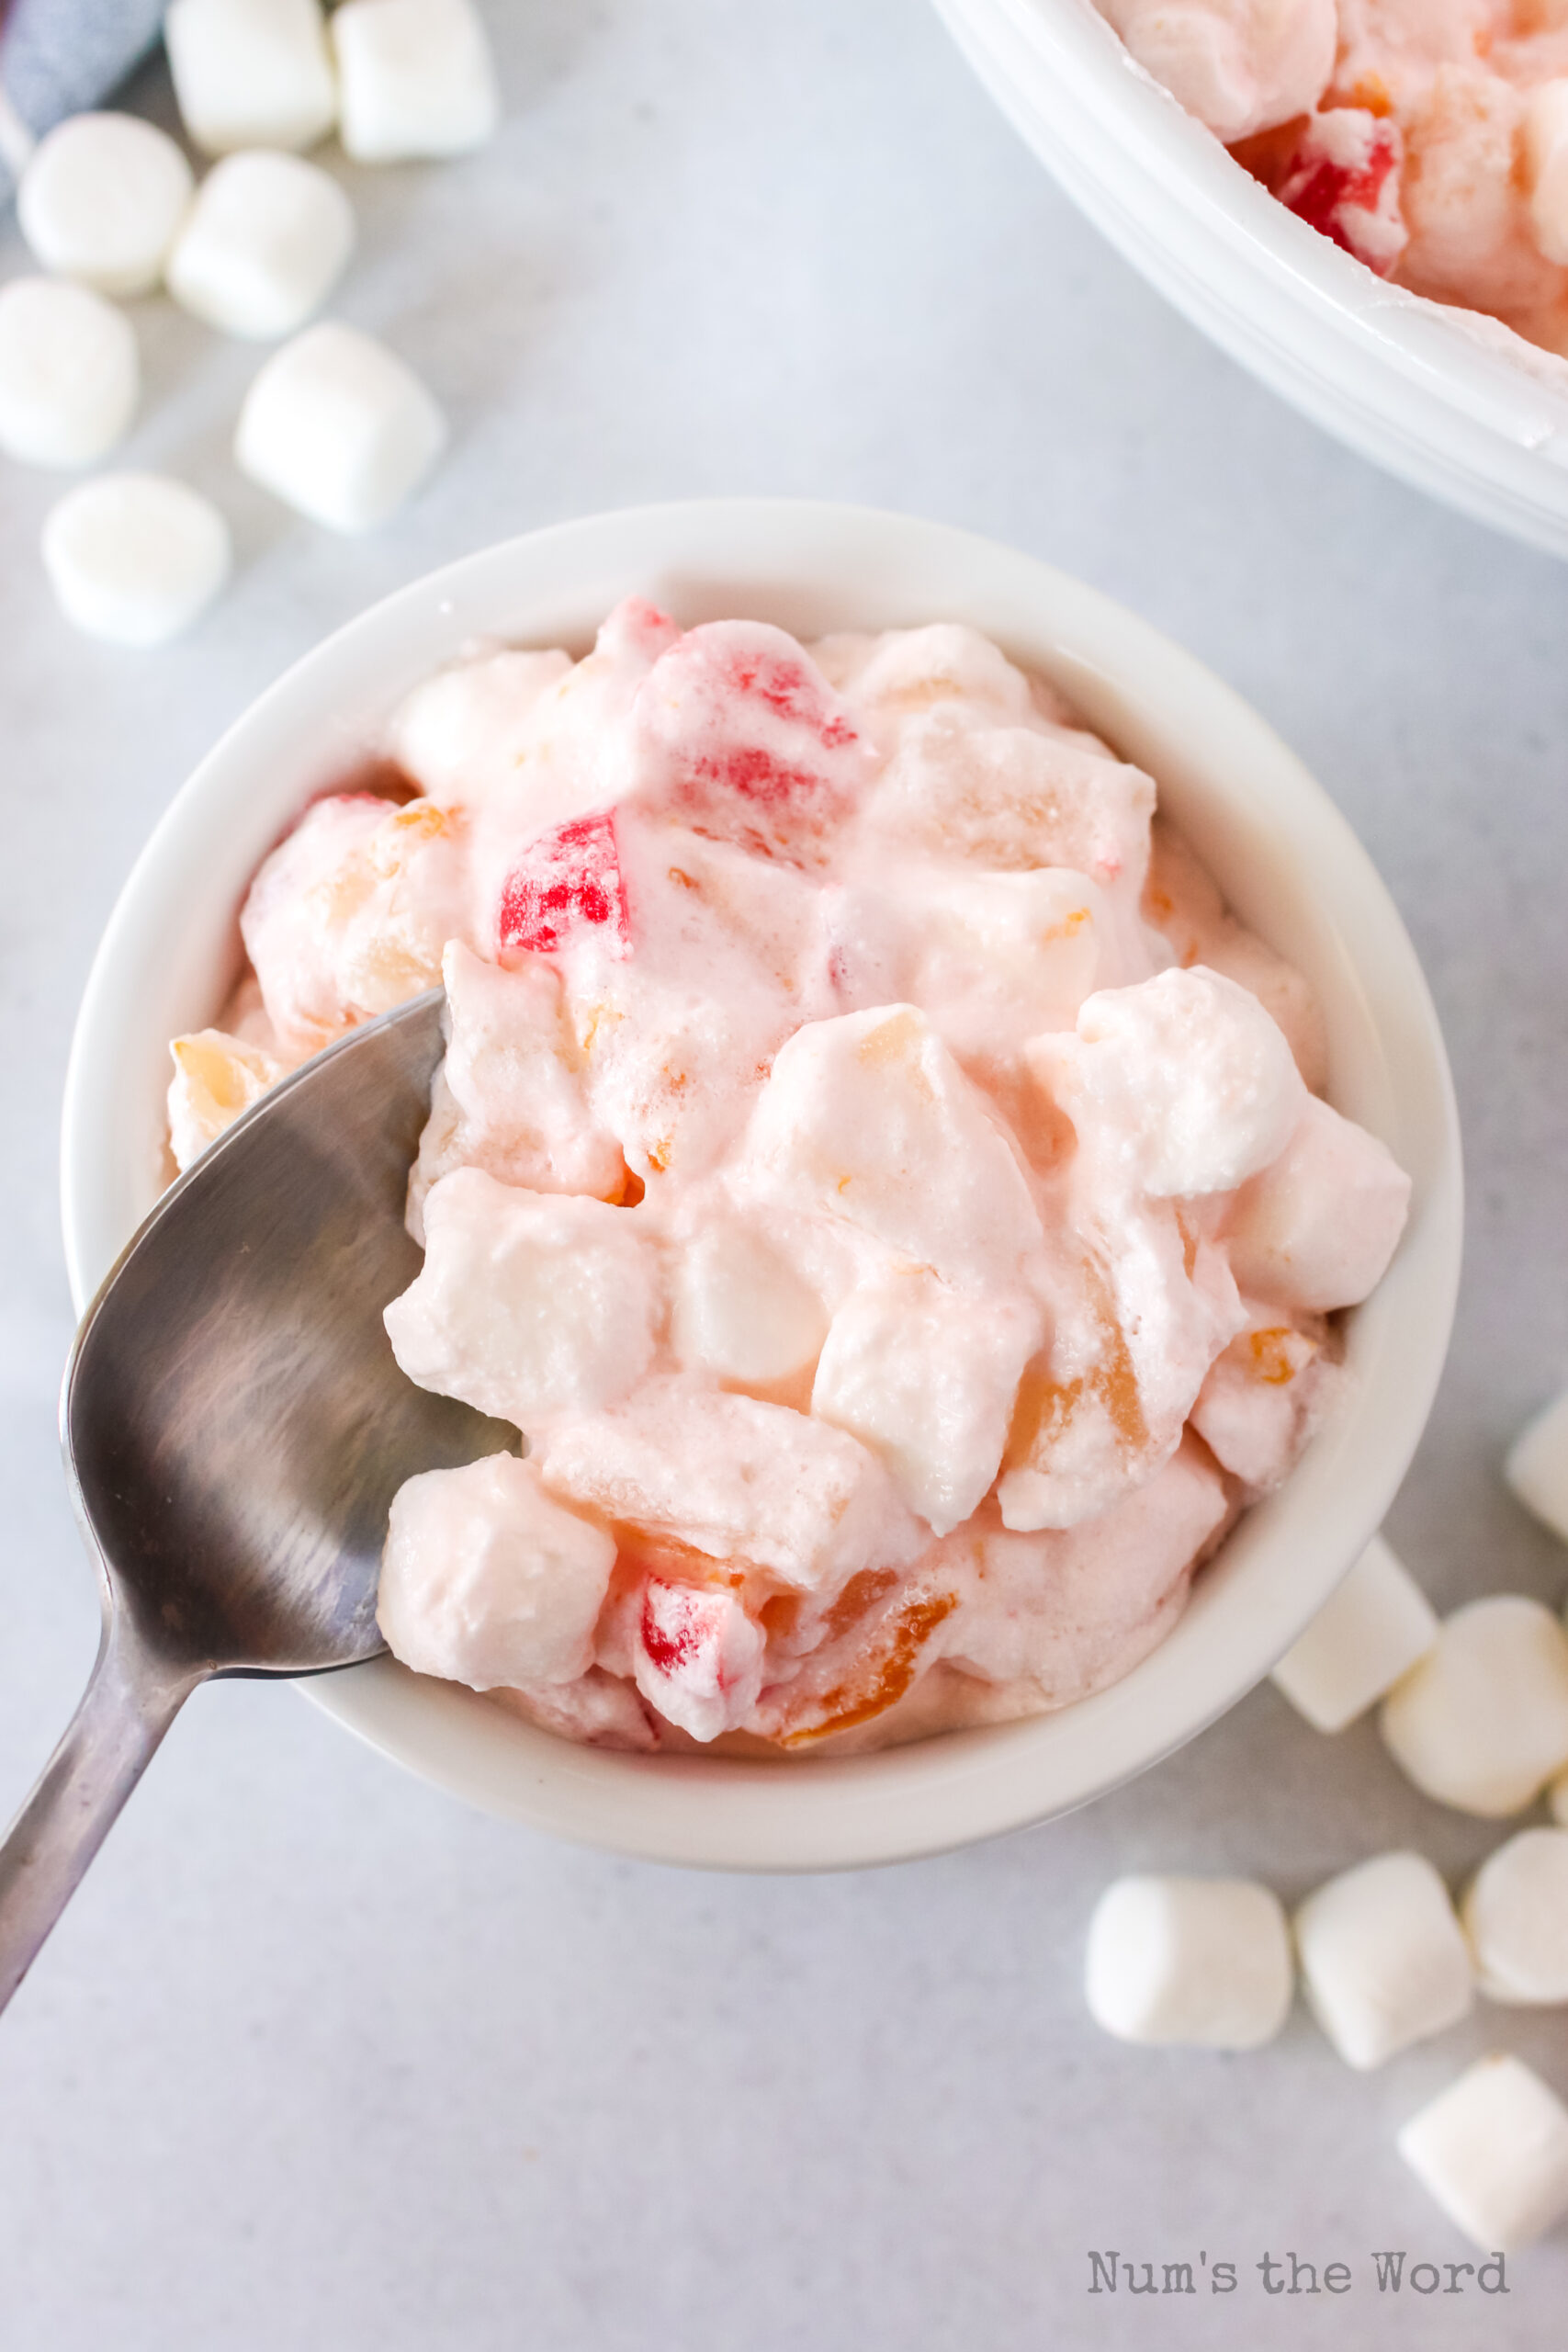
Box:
59;496;1463;1871
934;0;1568;562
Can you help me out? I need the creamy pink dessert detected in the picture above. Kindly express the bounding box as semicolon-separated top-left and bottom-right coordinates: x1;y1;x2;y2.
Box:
1095;0;1568;358
168;604;1410;1755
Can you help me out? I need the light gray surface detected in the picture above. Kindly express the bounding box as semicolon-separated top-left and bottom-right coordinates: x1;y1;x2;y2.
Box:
0;4;1565;2345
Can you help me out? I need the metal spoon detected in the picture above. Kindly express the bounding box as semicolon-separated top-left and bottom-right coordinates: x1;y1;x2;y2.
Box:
0;988;512;2014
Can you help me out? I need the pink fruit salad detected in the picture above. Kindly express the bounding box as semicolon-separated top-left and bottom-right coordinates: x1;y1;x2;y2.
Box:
167;602;1410;1754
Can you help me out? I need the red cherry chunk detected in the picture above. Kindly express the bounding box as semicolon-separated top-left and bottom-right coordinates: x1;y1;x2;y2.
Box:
498;809;630;960
635;620;864;858
1279;110;1405;277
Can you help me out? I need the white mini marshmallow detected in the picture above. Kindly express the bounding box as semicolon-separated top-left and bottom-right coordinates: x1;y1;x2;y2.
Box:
732;1004;1044;1293
1084;1875;1293;2050
379;1452;615;1690
1224;1091;1411;1313
1462;1829;1568;2006
166;151;355;339
333;0;500;163
1041;965;1305;1199
1506;1388;1568;1547
0;277;139;468
235;321;446;530
1398;2055;1568;2253
671;1217;829;1390
1269;1534;1438;1734
540;1381;925;1595
17;113;194;295
812;1268;1042;1535
1381;1596;1568;1818
1524;81;1568;269
42;474;231;648
384;1168;659;1430
1294;1851;1472;2070
164;0;338;155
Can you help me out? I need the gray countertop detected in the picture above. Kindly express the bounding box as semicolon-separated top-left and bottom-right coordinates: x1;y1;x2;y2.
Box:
1;4;1565;2346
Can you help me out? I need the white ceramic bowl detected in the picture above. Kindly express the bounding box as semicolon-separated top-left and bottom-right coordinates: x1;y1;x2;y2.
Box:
61;499;1461;1871
936;0;1568;562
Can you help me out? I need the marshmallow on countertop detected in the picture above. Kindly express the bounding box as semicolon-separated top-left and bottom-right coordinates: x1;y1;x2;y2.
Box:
332;0;501;163
1294;1850;1473;2070
1269;1534;1438;1734
166;151;355;339
17;113;193;295
234;321;446;530
1506;1388;1568;1547
1523;82;1568;270
0;277;139;468
1381;1595;1568;1817
1461;1828;1568;2006
164;0;338;155
1398;2055;1568;2254
42;474;231;648
1084;1875;1294;2050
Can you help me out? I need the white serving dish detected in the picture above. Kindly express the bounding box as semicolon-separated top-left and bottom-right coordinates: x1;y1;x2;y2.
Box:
60;499;1462;1871
935;0;1568;562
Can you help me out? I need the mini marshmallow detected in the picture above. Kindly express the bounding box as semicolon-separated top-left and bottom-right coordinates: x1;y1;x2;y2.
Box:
1524;82;1568;270
384;1168;659;1429
1462;1829;1568;2006
1224;1091;1411;1313
235;321;446;530
1381;1596;1568;1818
17;114;194;295
1037;965;1305;1199
42;474;231;648
540;1380;925;1595
379;1453;615;1690
1095;0;1336;143
1506;1388;1568;1548
812;1268;1042;1535
1294;1851;1473;2070
732;1004;1044;1293
164;0;338;155
1398;2055;1568;2254
166;151;355;340
0;277;139;468
1084;1875;1293;2051
1269;1534;1438;1734
671;1217;829;1391
333;0;501;163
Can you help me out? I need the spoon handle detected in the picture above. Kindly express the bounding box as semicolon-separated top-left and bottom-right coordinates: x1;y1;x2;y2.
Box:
0;1606;203;2014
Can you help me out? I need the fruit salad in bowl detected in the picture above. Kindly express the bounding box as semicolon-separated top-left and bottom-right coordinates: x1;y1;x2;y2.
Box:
61;502;1460;1865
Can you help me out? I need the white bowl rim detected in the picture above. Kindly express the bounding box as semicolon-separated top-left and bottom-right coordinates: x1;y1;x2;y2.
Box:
59;496;1463;1871
935;0;1568;561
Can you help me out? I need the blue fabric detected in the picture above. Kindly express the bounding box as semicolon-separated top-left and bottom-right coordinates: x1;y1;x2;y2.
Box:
2;0;169;195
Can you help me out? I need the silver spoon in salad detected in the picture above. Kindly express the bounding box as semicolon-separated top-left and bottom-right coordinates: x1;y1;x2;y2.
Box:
0;988;510;2015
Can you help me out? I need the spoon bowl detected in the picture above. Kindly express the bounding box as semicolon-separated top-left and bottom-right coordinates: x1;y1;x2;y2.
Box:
0;988;510;2010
